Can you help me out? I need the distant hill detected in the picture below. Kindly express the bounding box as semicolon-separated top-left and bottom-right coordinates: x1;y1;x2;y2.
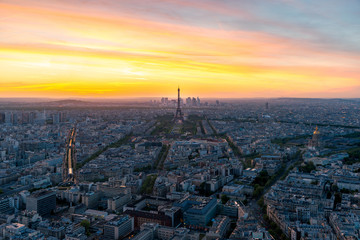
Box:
0;98;152;109
45;99;93;106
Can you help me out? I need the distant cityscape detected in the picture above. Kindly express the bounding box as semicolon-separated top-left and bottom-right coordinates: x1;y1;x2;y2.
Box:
0;95;360;239
152;97;220;107
159;96;202;107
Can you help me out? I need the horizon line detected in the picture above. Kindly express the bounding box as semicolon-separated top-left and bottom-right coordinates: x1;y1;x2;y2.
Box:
0;97;359;101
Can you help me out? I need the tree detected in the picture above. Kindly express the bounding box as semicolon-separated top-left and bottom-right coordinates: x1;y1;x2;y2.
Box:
299;161;316;173
326;192;332;199
253;171;270;186
221;194;230;204
80;220;90;236
257;197;264;208
311;180;319;185
334;192;342;210
253;185;264;198
331;184;339;192
140;174;158;194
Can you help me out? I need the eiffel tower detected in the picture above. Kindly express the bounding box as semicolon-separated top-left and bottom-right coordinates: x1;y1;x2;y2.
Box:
174;87;184;122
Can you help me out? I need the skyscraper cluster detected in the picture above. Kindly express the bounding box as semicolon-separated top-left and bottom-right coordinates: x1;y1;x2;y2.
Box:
160;96;201;107
185;97;201;107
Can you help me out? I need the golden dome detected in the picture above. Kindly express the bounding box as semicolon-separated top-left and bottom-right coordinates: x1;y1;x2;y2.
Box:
313;126;320;135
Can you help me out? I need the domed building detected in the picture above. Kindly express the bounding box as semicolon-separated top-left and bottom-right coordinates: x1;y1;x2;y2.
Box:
308;126;321;149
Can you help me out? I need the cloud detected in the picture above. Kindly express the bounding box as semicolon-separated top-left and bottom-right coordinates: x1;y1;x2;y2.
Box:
0;0;359;98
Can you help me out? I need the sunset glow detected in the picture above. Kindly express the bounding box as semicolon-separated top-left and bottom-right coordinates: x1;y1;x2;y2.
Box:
1;0;359;98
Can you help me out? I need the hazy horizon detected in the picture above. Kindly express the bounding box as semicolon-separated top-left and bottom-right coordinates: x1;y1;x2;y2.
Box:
0;96;360;102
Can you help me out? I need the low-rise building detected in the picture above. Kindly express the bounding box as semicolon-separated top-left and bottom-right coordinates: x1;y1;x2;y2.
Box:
103;215;134;240
26;190;56;217
205;215;230;240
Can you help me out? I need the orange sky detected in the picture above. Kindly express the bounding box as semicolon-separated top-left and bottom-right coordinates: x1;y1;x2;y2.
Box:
0;0;359;98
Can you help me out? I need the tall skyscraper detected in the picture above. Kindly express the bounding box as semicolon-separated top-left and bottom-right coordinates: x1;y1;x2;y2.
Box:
186;97;192;106
192;97;197;106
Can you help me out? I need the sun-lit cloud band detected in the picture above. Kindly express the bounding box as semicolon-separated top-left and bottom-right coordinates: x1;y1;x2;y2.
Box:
0;0;359;98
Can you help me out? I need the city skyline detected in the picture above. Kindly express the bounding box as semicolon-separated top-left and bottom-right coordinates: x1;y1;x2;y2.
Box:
1;0;359;99
1;1;360;235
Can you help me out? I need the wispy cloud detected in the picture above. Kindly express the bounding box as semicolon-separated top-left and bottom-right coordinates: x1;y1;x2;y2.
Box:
0;0;359;98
